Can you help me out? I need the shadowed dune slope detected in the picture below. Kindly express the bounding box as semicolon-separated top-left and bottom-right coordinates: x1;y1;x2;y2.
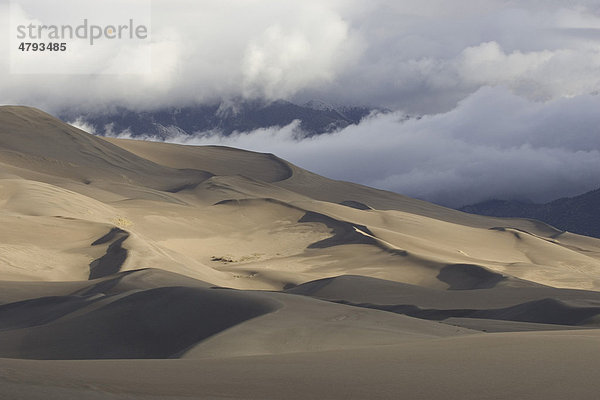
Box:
0;106;212;190
0;269;475;360
288;275;600;329
0;269;280;360
288;275;600;310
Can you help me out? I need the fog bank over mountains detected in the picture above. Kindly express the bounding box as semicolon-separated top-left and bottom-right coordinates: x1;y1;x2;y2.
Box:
63;99;377;138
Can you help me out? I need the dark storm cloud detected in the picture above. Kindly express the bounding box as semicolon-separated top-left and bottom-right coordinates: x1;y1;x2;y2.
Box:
2;0;600;113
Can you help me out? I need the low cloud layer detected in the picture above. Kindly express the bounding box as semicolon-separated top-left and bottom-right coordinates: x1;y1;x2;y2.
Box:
114;87;600;207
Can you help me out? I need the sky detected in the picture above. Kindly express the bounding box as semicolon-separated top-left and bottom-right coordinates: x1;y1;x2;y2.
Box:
2;0;600;207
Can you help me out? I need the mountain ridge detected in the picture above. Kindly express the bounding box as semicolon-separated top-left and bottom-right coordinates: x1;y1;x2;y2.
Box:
460;188;600;239
60;99;380;139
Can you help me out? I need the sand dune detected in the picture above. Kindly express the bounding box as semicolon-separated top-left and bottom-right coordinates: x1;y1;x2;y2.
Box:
2;330;600;400
4;106;600;290
288;274;600;329
1;105;600;398
103;137;293;183
0;268;476;360
0;273;279;360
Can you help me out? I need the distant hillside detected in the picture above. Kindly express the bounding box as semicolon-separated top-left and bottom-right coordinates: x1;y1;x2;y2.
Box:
460;188;600;238
60;99;377;138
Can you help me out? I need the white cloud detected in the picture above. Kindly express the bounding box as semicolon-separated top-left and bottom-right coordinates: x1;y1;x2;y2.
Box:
68;117;96;134
2;0;600;113
241;10;353;99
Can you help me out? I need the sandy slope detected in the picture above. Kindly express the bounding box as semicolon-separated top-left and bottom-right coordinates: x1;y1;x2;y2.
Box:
2;330;600;400
1;105;600;399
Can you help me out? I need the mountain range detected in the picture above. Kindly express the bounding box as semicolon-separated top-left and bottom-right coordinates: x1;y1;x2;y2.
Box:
60;99;377;138
461;188;600;239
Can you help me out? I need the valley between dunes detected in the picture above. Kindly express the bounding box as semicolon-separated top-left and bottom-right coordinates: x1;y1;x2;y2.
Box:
1;105;600;399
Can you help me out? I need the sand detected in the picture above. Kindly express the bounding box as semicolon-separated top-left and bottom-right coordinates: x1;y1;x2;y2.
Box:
1;105;600;399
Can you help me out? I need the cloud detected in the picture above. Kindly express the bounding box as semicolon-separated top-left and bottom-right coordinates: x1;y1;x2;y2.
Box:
124;87;600;207
1;0;361;113
2;0;600;114
316;1;600;112
241;10;354;99
68;117;96;134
